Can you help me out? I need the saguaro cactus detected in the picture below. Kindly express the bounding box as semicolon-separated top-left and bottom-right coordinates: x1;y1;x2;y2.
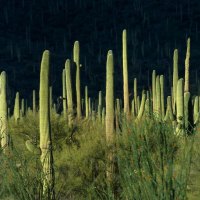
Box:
33;90;36;115
152;70;157;113
173;49;179;114
122;29;130;116
184;38;190;92
106;50;114;184
176;78;184;135
14;92;20;123
39;50;55;199
73;41;82;119
65;59;74;127
62;69;67;119
85;86;89;119
0;71;9;153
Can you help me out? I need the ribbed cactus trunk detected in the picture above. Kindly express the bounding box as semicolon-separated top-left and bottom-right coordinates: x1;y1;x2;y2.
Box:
122;29;130;116
49;86;53;110
85;86;89;119
136;91;146;121
33;90;36;116
62;69;67;119
39;50;55;199
0;71;9;153
73;41;82;119
184;38;190;92
156;75;161;119
152;70;157;114
98;91;102;122
176;78;184;135
65;59;74;128
21;98;25;117
173;49;178;114
134;78;138;115
106;50;115;184
160;75;165;120
14;92;20;123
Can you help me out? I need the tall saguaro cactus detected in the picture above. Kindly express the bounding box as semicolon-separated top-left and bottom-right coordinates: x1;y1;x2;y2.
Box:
122;29;130;116
65;59;74;127
62;69;67;119
184;38;190;92
0;71;9;153
33;90;36;115
106;50;114;184
176;78;184;135
39;50;55;199
173;49;178;114
14;92;20;123
73;41;82;119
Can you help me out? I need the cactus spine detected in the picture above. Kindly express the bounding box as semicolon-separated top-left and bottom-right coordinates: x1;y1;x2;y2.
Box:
0;71;9;153
65;59;74;127
39;50;55;198
73;41;82;119
122;29;130;116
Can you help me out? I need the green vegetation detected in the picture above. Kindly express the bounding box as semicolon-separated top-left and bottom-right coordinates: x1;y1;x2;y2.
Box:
0;30;199;200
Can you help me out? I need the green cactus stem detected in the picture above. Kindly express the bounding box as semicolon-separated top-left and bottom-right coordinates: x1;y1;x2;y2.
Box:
62;69;67;119
65;59;74;128
176;78;184;135
0;71;9;153
173;49;179;114
39;50;55;199
122;29;130;116
14;92;20;123
105;50;115;184
73;41;82;119
184;38;190;92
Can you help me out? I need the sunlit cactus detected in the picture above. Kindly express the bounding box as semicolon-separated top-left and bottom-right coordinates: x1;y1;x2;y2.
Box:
176;78;184;135
184;38;190;92
160;75;165;120
33;90;36;116
136;91;146;121
105;50;115;184
193;96;199;125
184;92;190;129
152;70;156;113
62;69;67;119
98;91;102;122
85;86;89;119
21;98;25;117
39;50;55;199
156;75;161;119
0;71;9;153
73;41;82;119
173;49;179;114
65;59;74;127
122;29;130;116
14;92;20;123
134;78;138;115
